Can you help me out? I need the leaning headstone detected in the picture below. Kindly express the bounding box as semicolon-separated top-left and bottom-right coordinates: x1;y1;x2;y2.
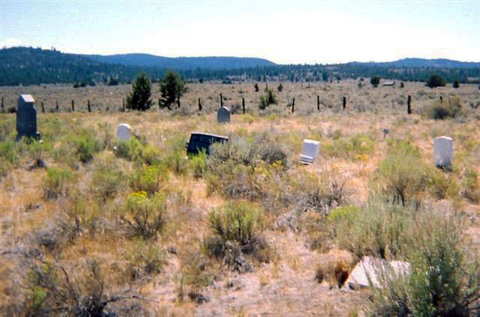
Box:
116;123;132;140
346;256;411;289
300;139;320;164
186;132;228;155
217;106;231;123
434;136;453;169
16;94;41;140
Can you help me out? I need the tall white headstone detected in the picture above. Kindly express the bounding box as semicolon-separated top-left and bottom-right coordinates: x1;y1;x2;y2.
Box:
116;123;132;140
434;136;453;169
300;139;320;164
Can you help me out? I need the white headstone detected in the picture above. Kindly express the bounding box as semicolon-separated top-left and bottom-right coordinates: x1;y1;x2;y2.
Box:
434;136;453;169
345;256;411;289
116;123;132;140
300;139;320;164
217;107;231;123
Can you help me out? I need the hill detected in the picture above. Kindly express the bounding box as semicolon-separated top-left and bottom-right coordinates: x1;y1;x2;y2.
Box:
86;53;276;70
349;58;480;69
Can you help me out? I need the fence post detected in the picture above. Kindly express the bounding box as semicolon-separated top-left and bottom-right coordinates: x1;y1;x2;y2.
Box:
71;100;75;112
41;101;45;113
342;96;346;110
317;95;320;111
56;100;59;112
242;97;245;114
1;96;4;113
87;100;91;113
407;95;412;114
198;98;202;111
292;98;295;114
220;93;223;108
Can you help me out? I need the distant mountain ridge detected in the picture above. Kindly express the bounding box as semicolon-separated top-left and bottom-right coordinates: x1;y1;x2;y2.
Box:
86;53;276;70
348;58;480;69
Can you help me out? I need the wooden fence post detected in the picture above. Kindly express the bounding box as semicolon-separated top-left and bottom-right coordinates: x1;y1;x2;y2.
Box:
292;98;295;114
1;97;4;112
242;97;245;114
407;95;412;114
220;93;223;108
198;98;202;111
41;101;45;113
317;95;320;111
71;100;75;112
56;100;59;112
342;96;346;110
87;100;91;113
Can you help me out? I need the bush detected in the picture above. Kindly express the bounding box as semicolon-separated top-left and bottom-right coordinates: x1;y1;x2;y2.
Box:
72;131;102;163
377;140;429;206
277;83;283;92
122;191;167;239
43;167;74;199
190;150;207;179
453;80;460;88
370;210;480;316
91;157;125;200
204;202;269;269
125;239;165;281
330;200;414;259
0;140;18;164
426;74;446;88
129;165;169;195
127;72;152;111
371;76;380;87
258;88;277;110
114;138;160;165
424;96;463;120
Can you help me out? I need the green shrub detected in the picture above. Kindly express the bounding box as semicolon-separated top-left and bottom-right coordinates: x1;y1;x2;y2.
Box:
377;140;428;206
462;168;480;203
164;136;189;175
73;131;102;163
123;191;167;239
371;76;380;87
371;211;480;316
125;239;165;281
331;200;414;259
424;97;463;120
258;88;277;110
129;165;169;195
190;150;207;179
91;157;125;200
0;140;19;164
43;167;74;199
207;202;265;247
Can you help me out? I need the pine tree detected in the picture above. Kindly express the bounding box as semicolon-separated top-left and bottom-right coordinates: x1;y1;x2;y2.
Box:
453;80;460;89
126;72;152;111
159;71;186;109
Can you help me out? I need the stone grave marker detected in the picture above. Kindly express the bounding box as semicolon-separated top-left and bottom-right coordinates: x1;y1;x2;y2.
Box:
434;136;453;169
16;94;41;140
217;106;231;123
116;123;132;140
300;139;320;164
186;132;228;155
346;256;411;289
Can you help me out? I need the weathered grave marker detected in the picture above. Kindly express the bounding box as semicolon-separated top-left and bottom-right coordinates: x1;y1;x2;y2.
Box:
186;132;228;155
217;106;231;123
434;136;453;170
116;123;132;140
16;94;41;140
345;256;411;289
300;139;320;164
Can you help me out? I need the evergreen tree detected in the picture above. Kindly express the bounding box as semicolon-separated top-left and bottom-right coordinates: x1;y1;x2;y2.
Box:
453;80;460;89
426;74;446;88
126;72;152;111
159;70;186;109
370;76;380;87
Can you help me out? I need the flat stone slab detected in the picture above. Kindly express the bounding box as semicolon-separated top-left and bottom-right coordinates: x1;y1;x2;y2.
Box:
300;139;320;164
346;256;411;289
116;123;132;140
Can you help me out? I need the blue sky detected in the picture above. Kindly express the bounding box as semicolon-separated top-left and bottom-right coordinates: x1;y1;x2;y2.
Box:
1;0;479;64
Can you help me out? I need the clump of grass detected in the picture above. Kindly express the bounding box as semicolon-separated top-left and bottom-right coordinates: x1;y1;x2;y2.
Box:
114;137;160;165
129;164;169;195
424;96;463;120
122;191;167;239
204;202;269;270
125;239;166;282
189;150;207;179
43;167;75;199
91;155;125;200
461;168;480;203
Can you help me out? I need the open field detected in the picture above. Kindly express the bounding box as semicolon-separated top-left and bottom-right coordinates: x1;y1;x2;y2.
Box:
1;82;480;316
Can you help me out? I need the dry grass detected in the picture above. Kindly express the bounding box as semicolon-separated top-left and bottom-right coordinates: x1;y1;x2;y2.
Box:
1;81;480;315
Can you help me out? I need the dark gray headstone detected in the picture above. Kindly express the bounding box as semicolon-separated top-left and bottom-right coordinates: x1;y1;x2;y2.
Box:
186;132;228;155
217;106;231;123
16;94;41;140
